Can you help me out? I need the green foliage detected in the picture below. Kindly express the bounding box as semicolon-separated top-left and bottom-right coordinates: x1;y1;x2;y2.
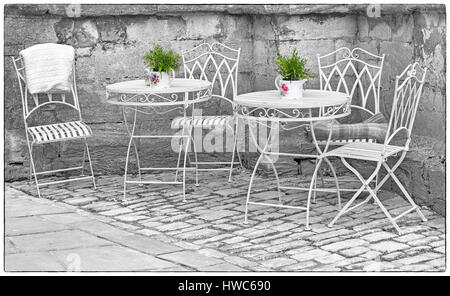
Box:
275;49;314;81
143;45;180;73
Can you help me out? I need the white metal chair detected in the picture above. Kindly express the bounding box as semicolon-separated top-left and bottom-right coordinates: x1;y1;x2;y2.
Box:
322;63;427;234
171;42;242;182
12;43;96;197
297;47;386;198
317;47;385;141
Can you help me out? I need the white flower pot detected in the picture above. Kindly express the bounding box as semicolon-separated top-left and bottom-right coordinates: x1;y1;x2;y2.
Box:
275;75;306;99
145;69;172;88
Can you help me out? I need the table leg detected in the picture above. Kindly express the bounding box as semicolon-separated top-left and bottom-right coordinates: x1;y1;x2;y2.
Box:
306;157;323;230
190;94;199;187
242;117;342;230
244;150;264;224
244;120;285;223
122;106;138;201
309;119;341;208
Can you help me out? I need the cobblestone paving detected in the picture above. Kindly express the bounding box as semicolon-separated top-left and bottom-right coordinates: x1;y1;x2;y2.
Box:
6;169;446;272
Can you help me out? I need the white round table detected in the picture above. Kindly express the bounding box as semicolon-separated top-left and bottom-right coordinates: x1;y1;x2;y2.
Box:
235;89;350;121
105;78;212;201
106;78;212;106
235;89;351;230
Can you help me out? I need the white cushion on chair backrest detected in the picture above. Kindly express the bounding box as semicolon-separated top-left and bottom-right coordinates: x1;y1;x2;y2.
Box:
20;43;75;95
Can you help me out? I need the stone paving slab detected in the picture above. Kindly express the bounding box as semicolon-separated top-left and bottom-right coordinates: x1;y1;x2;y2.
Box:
8;229;114;253
6;216;70;236
4;187;236;272
6;201;73;218
5;251;67;272
41;212;93;224
51;245;179;272
5;170;447;272
198;262;248;272
159;250;229;269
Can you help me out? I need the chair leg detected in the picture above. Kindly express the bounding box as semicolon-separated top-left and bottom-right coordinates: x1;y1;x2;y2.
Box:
333;158;418;234
364;183;403;234
323;157;341;209
328;158;381;228
328;184;367;228
29;145;34;184
385;163;427;222
234;117;244;170
228;134;237;182
81;144;87;176
84;139;96;189
228;121;240;182
27;142;41;198
372;169;380;204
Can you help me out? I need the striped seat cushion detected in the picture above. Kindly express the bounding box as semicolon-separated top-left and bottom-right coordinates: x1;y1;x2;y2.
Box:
171;116;234;129
28;121;92;143
309;113;388;143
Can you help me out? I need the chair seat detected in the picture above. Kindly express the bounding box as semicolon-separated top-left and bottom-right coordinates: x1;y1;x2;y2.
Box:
309;113;388;144
28;121;92;144
171;116;234;129
323;142;405;161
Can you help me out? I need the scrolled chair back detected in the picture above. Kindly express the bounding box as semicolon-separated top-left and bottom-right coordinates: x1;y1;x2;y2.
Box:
385;62;427;149
318;47;385;119
11;43;81;124
182;42;241;101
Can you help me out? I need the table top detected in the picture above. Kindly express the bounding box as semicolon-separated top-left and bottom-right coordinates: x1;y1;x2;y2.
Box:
235;89;350;109
106;79;211;94
235;89;351;122
105;78;212;106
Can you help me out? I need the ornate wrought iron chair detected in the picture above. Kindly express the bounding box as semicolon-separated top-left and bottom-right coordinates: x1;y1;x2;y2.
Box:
12;43;96;197
171;42;242;182
322;63;427;234
296;47;386;198
314;47;386;145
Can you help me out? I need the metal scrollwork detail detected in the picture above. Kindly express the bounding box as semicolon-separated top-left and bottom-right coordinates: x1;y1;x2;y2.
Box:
238;105;310;120
343;49;359;60
236;100;350;123
198;87;212;99
323;102;350;118
117;93;180;104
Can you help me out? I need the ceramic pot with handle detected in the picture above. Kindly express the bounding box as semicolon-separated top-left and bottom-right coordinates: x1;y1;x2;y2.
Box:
144;69;172;88
275;75;306;99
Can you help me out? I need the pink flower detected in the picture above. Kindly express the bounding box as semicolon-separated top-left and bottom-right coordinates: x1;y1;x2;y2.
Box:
281;84;288;92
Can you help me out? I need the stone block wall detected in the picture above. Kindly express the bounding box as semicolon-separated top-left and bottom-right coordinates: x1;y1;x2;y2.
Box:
353;11;446;215
3;4;446;214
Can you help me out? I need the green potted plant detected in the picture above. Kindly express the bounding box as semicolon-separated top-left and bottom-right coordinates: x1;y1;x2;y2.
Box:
143;45;181;88
275;49;314;99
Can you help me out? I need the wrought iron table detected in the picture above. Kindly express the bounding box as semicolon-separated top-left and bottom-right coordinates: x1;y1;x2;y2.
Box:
106;78;212;201
235;89;350;230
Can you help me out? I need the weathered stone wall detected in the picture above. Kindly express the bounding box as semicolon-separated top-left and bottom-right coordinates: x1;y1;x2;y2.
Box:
353;12;446;215
3;4;445;214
